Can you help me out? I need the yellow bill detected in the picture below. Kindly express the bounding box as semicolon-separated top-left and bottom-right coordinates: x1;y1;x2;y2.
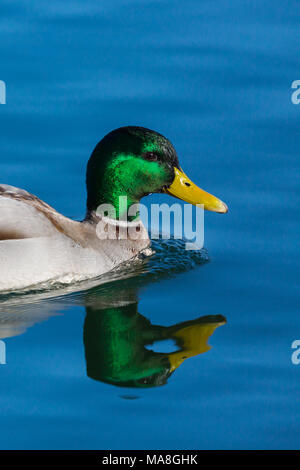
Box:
164;167;228;213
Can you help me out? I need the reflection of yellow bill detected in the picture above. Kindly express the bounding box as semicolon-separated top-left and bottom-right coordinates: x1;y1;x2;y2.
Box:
168;317;226;372
165;167;228;213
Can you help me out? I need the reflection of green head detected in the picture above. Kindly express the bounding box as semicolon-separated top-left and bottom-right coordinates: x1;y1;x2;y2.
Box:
86;126;179;218
83;298;225;389
84;303;172;388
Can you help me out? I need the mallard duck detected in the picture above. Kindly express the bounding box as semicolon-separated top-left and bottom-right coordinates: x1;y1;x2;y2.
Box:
0;126;227;292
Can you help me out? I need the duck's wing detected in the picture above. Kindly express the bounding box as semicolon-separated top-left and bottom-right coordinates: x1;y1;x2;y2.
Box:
0;184;79;240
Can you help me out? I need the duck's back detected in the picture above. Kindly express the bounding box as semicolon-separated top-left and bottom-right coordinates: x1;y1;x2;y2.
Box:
0;185;60;240
0;185;151;292
0;185;84;291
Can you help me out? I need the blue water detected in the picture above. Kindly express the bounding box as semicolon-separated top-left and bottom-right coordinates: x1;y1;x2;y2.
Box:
0;0;300;449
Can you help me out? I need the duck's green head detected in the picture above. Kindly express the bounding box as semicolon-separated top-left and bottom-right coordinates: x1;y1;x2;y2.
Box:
86;126;227;219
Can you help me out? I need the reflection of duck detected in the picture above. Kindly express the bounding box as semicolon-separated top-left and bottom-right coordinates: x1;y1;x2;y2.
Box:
0;126;227;292
0;272;226;389
84;289;225;388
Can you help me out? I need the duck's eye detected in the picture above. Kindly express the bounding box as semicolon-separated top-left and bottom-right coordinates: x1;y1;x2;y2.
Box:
142;152;158;162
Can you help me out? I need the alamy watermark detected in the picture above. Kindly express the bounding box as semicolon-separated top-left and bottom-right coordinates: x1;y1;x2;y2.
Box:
291;80;300;104
95;197;204;250
291;340;300;365
0;340;6;365
0;80;6;104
